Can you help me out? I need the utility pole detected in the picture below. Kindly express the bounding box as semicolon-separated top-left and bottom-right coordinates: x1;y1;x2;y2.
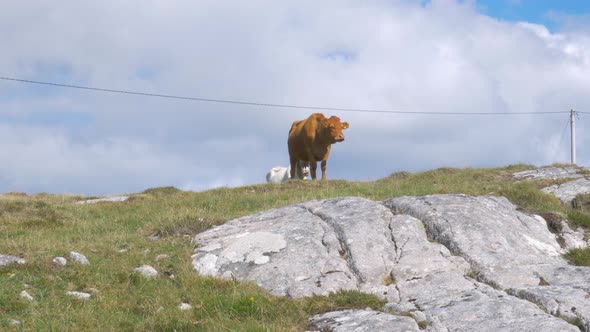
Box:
571;109;576;165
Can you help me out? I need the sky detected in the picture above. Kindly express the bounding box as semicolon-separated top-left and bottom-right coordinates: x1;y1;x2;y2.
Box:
476;0;590;32
1;0;589;195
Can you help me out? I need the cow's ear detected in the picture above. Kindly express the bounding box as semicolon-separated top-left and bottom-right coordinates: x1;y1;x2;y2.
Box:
342;122;349;129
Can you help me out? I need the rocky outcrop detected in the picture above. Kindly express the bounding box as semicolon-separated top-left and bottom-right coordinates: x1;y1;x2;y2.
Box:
192;195;590;331
385;195;590;331
513;166;587;181
543;178;590;205
513;167;589;251
193;198;401;300
512;166;590;206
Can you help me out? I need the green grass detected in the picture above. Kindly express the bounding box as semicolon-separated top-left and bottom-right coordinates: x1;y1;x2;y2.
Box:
1;164;589;330
563;248;590;267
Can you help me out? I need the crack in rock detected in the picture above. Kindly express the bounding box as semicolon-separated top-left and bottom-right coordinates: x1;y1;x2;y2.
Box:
388;219;409;264
304;205;365;286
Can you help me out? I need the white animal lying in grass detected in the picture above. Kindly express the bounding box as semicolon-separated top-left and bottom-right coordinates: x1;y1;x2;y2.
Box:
266;162;310;184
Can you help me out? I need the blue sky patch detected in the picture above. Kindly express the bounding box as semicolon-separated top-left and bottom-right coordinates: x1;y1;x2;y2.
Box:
475;0;590;32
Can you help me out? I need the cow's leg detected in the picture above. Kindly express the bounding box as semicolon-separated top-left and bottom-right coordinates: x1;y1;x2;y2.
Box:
310;161;318;180
289;157;298;179
321;160;327;180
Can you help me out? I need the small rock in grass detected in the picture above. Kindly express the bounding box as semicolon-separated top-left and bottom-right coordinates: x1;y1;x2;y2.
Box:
0;254;26;267
68;252;90;265
9;319;21;325
179;302;192;311
53;257;67;266
19;290;33;301
134;265;158;278
66;291;91;300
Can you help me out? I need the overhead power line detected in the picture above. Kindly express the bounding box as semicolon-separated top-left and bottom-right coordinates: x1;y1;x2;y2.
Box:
0;75;572;115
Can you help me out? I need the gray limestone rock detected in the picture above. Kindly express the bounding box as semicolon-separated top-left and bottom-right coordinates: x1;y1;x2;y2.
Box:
134;265;158;278
66;291;91;300
178;302;192;311
19;290;34;301
384;195;566;289
0;254;26;267
386;271;576;332
513;166;586;181
384;194;590;331
193;197;399;299
559;221;588;250
515;166;590;215
193;195;587;331
53;257;67;266
543;178;590;204
69;252;90;265
310;309;420;332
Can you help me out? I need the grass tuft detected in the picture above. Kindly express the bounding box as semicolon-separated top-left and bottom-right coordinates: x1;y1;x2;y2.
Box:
298;290;386;315
498;182;563;212
418;320;429;329
143;186;183;196
152;216;224;238
0;199;64;230
563;248;590;267
567;210;590;230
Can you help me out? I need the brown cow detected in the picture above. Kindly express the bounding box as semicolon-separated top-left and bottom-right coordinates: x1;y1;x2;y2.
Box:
288;113;349;180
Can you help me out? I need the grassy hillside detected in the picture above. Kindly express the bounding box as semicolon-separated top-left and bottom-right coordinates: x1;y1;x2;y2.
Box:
1;165;589;331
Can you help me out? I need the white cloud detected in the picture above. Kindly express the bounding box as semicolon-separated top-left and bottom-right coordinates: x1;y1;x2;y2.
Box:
0;0;589;194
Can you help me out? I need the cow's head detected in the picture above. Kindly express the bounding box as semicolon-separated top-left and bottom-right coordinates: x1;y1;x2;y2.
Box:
323;116;349;143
